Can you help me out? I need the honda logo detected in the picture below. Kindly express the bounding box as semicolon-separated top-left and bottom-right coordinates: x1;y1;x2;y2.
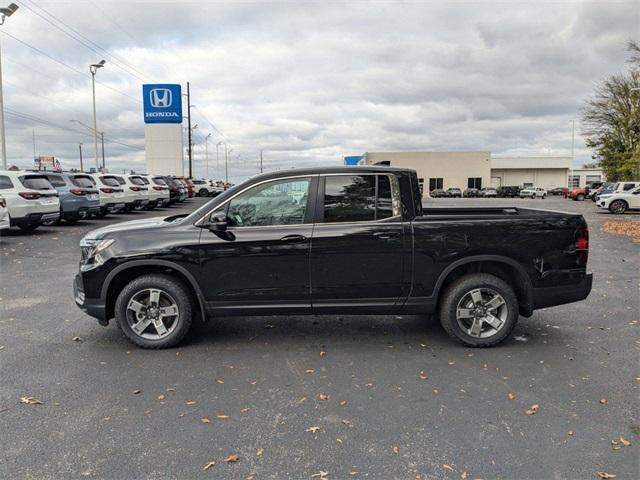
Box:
149;88;172;108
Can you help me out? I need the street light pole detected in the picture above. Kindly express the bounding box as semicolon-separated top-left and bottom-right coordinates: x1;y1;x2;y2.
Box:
89;59;105;171
78;142;83;171
186;81;193;179
100;131;105;169
204;133;211;179
225;145;232;184
216;141;222;179
0;3;19;170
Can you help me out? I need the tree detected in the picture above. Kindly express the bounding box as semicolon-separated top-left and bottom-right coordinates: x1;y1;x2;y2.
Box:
582;42;640;181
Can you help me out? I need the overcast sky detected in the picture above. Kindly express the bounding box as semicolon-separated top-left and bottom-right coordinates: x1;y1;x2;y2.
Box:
2;0;637;181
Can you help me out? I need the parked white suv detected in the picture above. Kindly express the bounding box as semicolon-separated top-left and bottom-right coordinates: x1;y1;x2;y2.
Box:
0;170;60;230
90;173;127;217
520;187;547;199
130;174;170;208
596;185;640;214
0;193;9;230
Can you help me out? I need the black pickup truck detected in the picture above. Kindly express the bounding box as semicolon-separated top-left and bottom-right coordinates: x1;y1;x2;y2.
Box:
74;166;592;349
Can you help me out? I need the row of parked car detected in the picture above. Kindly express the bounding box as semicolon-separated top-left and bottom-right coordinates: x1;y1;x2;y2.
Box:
430;185;547;199
0;170;229;232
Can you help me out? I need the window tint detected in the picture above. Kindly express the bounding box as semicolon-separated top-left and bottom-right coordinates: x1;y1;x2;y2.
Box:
324;175;376;222
192;180;205;185
100;176;121;187
113;176;126;185
19;175;53;190
623;183;637;191
0;175;13;189
376;175;393;220
153;177;167;186
129;176;146;185
223;178;310;227
44;174;67;187
70;176;94;188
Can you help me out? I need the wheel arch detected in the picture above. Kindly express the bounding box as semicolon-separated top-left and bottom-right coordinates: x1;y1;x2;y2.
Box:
102;260;206;322
433;255;533;317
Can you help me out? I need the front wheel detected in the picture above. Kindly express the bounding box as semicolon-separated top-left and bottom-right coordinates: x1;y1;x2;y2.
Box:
576;194;584;201
114;274;193;349
438;273;519;347
609;200;628;214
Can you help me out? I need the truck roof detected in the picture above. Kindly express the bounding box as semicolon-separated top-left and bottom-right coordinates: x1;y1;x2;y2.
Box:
248;165;415;181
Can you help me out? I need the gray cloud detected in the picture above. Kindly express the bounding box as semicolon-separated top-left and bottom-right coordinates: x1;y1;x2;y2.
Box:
2;0;637;181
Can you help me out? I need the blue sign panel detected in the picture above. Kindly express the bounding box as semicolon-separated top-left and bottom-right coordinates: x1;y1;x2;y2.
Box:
142;84;183;124
344;155;363;166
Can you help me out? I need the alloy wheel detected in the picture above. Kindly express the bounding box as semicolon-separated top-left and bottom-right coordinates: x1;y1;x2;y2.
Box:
610;200;627;214
126;288;180;340
455;288;508;339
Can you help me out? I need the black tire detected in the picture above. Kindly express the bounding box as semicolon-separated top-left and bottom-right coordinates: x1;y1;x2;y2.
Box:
609;199;628;214
576;194;584;201
114;274;193;349
438;273;519;347
198;188;208;197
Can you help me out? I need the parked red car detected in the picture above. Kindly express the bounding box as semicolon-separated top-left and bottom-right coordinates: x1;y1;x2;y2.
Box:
567;187;586;201
175;177;194;198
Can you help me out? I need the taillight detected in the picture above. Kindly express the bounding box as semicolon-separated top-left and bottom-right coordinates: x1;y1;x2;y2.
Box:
130;186;141;192
575;228;589;266
100;187;114;194
70;188;87;196
18;191;41;200
153;186;163;191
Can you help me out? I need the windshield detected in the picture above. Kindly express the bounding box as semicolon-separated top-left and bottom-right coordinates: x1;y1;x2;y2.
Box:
19;175;53;190
113;176;126;185
71;176;95;188
153;177;167;186
100;176;120;187
129;176;146;185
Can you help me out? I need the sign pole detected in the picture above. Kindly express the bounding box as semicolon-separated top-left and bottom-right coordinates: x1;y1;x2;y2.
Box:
187;82;192;179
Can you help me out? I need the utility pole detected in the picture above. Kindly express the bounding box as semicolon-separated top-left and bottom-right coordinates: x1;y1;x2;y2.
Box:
100;131;105;170
0;3;19;170
216;141;222;179
225;144;232;184
78;142;83;171
186;81;192;179
32;128;36;160
260;149;263;173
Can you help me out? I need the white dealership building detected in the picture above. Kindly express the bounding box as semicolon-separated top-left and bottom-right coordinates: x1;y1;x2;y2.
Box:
358;151;604;192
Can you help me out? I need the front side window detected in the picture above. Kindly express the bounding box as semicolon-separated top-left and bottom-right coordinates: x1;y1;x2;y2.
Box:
323;174;397;223
221;178;311;227
0;175;13;189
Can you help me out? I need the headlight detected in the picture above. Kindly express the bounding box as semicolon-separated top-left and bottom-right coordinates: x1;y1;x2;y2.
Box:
80;238;115;271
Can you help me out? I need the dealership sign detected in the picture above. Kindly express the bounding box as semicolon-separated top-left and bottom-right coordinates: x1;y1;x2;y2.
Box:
142;84;182;123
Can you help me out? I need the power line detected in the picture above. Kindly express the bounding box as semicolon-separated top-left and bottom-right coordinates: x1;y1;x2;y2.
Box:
193;106;229;142
0;30;141;105
19;0;154;84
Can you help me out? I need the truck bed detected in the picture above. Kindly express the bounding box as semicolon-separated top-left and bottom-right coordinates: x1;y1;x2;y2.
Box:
418;206;577;220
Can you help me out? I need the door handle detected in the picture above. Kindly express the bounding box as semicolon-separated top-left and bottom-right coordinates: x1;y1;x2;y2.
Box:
373;232;399;240
280;234;308;243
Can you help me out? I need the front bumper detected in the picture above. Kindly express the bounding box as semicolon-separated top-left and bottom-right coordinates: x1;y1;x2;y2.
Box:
74;274;108;325
532;273;593;310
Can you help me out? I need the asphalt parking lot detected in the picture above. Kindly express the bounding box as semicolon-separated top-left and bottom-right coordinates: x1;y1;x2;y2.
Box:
1;196;638;479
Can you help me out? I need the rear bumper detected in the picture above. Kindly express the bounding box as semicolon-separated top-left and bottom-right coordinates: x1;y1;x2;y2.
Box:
11;211;60;227
74;274;108;325
532;273;593;310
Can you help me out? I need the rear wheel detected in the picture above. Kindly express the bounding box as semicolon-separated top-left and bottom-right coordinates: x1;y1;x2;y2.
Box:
114;274;193;349
439;273;518;347
576;194;584;201
609;199;628;214
198;188;208;197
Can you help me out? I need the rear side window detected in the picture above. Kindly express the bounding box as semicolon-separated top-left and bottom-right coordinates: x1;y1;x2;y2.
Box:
44;175;66;187
100;176;120;187
70;176;94;188
324;175;394;223
153;177;167;186
0;175;13;189
623;183;637;191
19;175;53;190
129;176;145;186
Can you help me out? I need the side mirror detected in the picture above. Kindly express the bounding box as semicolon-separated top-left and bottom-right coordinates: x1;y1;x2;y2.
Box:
204;212;228;232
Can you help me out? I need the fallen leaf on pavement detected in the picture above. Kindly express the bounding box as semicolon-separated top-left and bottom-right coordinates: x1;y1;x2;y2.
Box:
461;471;468;479
597;472;616;479
311;471;328;479
256;447;264;456
203;461;216;470
306;426;321;433
72;336;81;342
240;407;250;413
158;394;165;401
507;392;516;400
186;401;197;405
419;371;428;380
526;404;540;415
217;415;229;419
392;446;399;454
320;351;326;357
201;417;210;424
132;390;141;395
224;454;239;463
599;398;607;405
619;437;631;447
216;379;224;384
305;369;315;374
319;393;330;401
19;396;43;405
340;400;347;406
443;464;454;472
